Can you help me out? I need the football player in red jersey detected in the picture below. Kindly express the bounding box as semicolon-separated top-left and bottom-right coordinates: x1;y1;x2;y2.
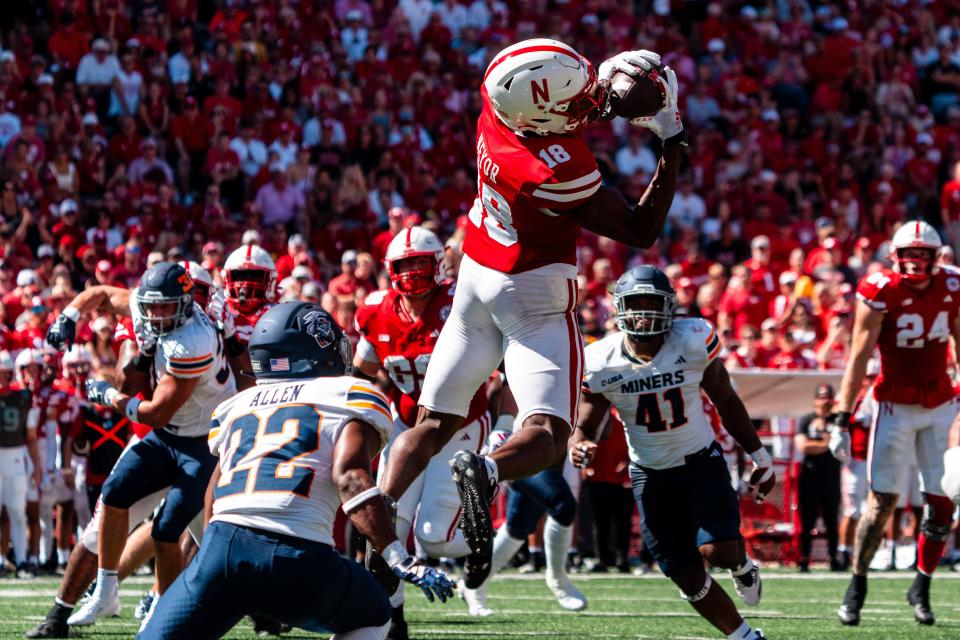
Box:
377;39;685;587
355;227;492;639
830;221;960;626
219;244;275;390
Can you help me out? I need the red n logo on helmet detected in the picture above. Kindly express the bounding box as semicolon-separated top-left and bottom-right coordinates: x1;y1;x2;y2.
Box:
530;78;550;104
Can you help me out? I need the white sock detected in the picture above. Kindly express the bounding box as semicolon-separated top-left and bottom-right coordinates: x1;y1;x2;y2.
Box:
838;545;848;553
483;456;499;484
727;620;753;639
544;517;572;583
489;526;525;577
57;548;70;565
420;535;471;559
332;620;391;640
96;568;118;596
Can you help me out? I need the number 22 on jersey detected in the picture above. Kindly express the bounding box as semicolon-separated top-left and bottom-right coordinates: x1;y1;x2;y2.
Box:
215;404;321;500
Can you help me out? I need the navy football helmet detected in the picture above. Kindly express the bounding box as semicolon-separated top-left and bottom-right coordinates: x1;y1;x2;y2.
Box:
248;301;352;380
612;265;676;338
136;262;195;337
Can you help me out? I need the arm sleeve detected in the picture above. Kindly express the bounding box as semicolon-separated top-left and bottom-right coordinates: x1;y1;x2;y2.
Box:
342;380;393;449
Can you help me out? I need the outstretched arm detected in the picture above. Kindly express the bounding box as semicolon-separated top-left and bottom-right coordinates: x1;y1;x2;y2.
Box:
67;285;132;317
562;143;683;248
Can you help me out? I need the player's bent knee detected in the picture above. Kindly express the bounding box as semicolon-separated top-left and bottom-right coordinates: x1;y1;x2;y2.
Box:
699;541;741;570
922;494;955;541
675;572;713;603
547;497;577;528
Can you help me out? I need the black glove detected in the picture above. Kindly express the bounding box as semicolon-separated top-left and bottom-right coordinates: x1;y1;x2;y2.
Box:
46;311;78;351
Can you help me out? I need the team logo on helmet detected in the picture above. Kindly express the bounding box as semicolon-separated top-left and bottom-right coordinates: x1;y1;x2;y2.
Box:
301;310;336;349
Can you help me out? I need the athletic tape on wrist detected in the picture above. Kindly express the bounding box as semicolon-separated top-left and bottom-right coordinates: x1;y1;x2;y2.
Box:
382;539;410;568
749;447;772;468
124;397;141;422
103;387;119;406
62;307;81;322
341;486;382;514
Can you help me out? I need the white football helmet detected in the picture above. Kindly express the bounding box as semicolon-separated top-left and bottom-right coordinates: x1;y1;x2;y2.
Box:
15;348;43;386
223;245;276;313
385;226;445;296
483;38;606;136
891;220;942;282
180;260;214;309
62;345;92;381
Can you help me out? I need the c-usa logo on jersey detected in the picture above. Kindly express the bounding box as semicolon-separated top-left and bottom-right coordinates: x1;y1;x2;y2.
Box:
439;305;451;321
947;277;959;292
302;310;337;348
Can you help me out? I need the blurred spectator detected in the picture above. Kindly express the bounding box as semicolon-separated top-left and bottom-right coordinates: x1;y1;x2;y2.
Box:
255;163;306;228
795;384;843;572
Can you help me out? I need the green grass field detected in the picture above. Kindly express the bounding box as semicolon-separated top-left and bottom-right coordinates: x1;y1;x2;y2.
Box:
0;570;957;639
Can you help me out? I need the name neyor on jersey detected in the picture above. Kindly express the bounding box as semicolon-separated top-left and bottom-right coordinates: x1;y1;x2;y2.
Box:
856;267;960;407
582;318;722;470
208;377;393;546
462;85;602;275
355;285;487;427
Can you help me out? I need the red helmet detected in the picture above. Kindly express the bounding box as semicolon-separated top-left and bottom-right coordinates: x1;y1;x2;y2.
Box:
384;227;445;297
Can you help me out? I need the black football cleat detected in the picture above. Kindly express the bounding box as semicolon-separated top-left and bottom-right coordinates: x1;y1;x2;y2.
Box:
837;575;867;626
450;451;494;589
907;573;935;625
25;619;70;638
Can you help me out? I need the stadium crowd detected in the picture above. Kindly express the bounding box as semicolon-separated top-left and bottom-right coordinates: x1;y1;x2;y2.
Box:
0;0;959;576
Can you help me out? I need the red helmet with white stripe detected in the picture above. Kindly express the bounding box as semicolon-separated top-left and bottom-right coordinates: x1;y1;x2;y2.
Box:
484;39;606;136
385;226;445;297
181;261;214;309
891;220;942;282
223;245;277;313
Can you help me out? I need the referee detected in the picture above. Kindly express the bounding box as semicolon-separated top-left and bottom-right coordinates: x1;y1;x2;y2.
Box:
795;384;842;572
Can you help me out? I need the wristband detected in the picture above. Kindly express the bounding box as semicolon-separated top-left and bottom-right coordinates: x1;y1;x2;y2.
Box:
341;486;382;514
131;352;154;373
749;446;772;468
63;306;81;322
124;397;141;422
382;539;410;568
494;414;515;433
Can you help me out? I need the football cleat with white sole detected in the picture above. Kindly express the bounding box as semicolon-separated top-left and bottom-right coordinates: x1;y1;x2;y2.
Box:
134;591;156;621
138;591;159;634
837;575;866;626
459;580;493;617
906;574;935;626
67;585;121;626
547;575;588;611
731;560;762;606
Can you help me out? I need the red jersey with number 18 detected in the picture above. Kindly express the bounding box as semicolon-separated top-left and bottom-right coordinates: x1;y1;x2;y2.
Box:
462;86;602;274
856;267;960;407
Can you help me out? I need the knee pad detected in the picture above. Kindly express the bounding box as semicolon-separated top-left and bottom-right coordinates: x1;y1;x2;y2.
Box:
547;494;577;528
921;494;955;541
679;574;713;603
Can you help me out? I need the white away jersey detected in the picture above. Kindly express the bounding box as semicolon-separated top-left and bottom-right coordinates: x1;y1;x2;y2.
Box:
207;376;393;545
583;318;722;470
130;292;236;435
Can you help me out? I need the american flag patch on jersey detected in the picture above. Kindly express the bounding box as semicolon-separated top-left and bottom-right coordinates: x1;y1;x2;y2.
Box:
270;358;290;372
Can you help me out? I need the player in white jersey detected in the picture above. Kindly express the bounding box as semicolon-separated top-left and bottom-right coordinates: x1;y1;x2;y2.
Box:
42;262;235;633
138;301;454;640
569;266;774;640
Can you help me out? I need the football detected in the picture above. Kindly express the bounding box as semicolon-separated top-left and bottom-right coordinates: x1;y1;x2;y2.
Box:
607;68;667;120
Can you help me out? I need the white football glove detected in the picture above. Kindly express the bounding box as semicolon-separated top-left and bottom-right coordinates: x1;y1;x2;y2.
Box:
598;49;662;82
942;447;960;505
630;66;683;140
132;319;157;357
206;289;226;324
827;412;852;463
